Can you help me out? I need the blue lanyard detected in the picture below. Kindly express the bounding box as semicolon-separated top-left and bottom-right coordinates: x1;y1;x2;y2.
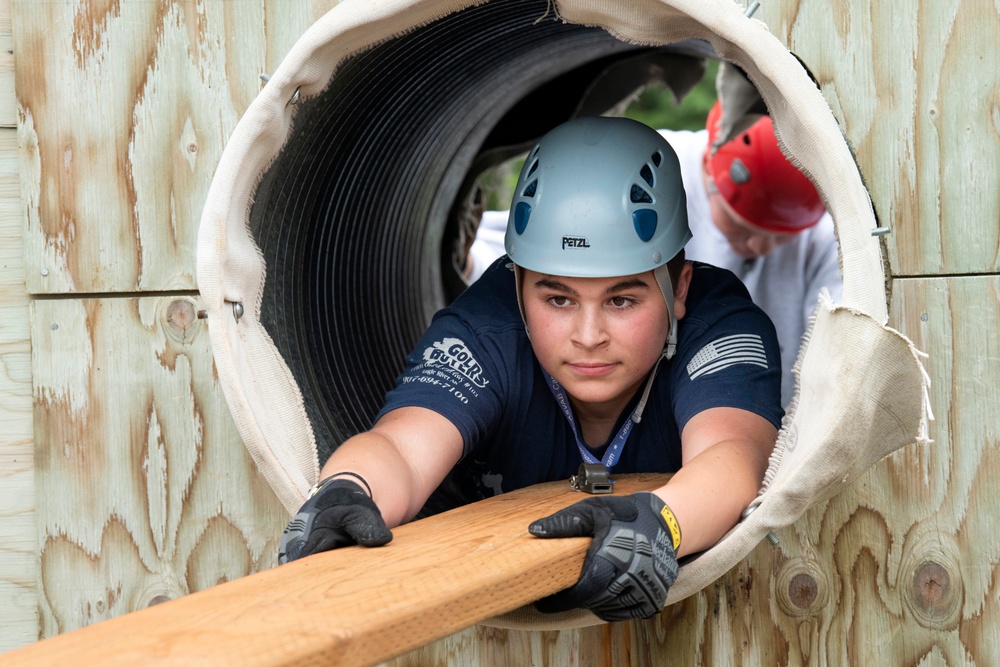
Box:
540;367;641;471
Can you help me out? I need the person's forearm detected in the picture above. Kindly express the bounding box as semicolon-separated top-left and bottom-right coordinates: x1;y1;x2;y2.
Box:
316;408;464;527
653;439;768;557
317;432;423;528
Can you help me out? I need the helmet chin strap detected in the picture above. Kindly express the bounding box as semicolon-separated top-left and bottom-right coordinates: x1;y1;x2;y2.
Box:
513;263;530;338
653;263;679;361
629;262;678;426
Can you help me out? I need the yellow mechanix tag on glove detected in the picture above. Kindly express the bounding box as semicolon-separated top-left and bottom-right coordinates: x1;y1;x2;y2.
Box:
659;504;682;552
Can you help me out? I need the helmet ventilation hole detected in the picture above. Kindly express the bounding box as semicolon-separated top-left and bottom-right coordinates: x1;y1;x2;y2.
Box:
527;158;539;177
522;179;537;197
630;183;653;204
640;164;654;187
651;151;662;167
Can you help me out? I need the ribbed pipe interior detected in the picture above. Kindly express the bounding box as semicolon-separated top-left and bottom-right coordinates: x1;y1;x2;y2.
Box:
249;0;708;460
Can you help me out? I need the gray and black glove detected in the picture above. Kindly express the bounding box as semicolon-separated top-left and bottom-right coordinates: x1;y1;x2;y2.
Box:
278;475;392;564
528;492;681;622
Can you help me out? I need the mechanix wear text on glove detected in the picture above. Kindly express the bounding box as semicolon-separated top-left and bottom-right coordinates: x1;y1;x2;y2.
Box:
278;475;392;564
528;491;681;622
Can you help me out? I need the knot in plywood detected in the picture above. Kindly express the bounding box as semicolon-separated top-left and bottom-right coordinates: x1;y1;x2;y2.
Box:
906;560;961;629
163;298;201;345
900;527;963;630
776;558;828;617
788;572;818;610
912;561;949;610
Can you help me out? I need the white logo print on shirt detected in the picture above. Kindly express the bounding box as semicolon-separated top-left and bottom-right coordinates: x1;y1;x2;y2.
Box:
423;337;490;388
687;334;768;379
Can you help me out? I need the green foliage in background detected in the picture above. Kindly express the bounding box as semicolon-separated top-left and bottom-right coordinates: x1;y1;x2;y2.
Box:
478;59;719;211
624;59;719;131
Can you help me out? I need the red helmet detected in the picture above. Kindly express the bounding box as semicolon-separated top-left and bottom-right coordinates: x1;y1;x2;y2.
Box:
704;100;825;233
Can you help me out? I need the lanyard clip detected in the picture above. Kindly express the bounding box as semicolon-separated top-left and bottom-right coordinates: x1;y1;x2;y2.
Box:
569;463;614;494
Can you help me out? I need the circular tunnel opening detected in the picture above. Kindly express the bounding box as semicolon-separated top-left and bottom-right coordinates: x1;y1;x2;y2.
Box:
248;0;713;461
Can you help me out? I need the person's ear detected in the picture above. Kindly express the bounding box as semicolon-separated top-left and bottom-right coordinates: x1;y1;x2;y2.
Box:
672;262;694;321
702;154;719;196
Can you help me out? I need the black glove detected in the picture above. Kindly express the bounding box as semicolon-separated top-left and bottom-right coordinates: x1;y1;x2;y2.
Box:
528;492;680;621
278;476;392;564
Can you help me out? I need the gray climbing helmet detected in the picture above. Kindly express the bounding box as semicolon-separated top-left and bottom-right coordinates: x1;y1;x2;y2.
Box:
504;116;692;358
504;116;691;278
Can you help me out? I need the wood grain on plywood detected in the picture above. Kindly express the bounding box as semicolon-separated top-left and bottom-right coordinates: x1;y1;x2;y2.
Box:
30;295;287;637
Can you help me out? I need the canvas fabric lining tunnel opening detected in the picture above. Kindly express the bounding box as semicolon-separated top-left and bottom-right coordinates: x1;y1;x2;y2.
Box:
196;0;932;630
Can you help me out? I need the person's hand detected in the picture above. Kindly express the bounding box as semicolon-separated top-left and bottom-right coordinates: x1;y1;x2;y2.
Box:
278;475;392;564
528;492;680;621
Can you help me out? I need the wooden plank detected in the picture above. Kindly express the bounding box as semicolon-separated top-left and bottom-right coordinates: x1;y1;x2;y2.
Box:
758;0;1000;277
13;0;339;295
0;473;669;667
28;295;288;638
0;122;35;652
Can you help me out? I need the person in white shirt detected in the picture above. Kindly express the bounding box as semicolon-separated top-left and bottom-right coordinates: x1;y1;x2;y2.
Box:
658;99;841;406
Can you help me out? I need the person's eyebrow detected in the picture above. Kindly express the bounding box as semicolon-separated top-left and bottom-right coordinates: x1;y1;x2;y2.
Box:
604;278;652;294
534;278;578;295
532;277;652;295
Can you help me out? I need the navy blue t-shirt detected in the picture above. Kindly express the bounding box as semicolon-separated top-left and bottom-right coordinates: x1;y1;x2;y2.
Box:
377;257;783;516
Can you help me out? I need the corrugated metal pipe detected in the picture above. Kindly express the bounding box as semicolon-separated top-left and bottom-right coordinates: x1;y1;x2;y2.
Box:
248;0;710;460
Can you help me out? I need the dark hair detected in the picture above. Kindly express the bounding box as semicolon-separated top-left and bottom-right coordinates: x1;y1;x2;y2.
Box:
666;249;686;288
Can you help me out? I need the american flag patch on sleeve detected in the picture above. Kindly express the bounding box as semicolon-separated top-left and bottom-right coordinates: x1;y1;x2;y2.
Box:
686;334;768;379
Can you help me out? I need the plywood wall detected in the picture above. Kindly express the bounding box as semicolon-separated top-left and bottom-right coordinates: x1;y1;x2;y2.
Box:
17;0;333;295
764;0;1000;278
0;128;36;652
30;295;290;635
1;0;338;652
1;0;998;662
0;0;35;651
